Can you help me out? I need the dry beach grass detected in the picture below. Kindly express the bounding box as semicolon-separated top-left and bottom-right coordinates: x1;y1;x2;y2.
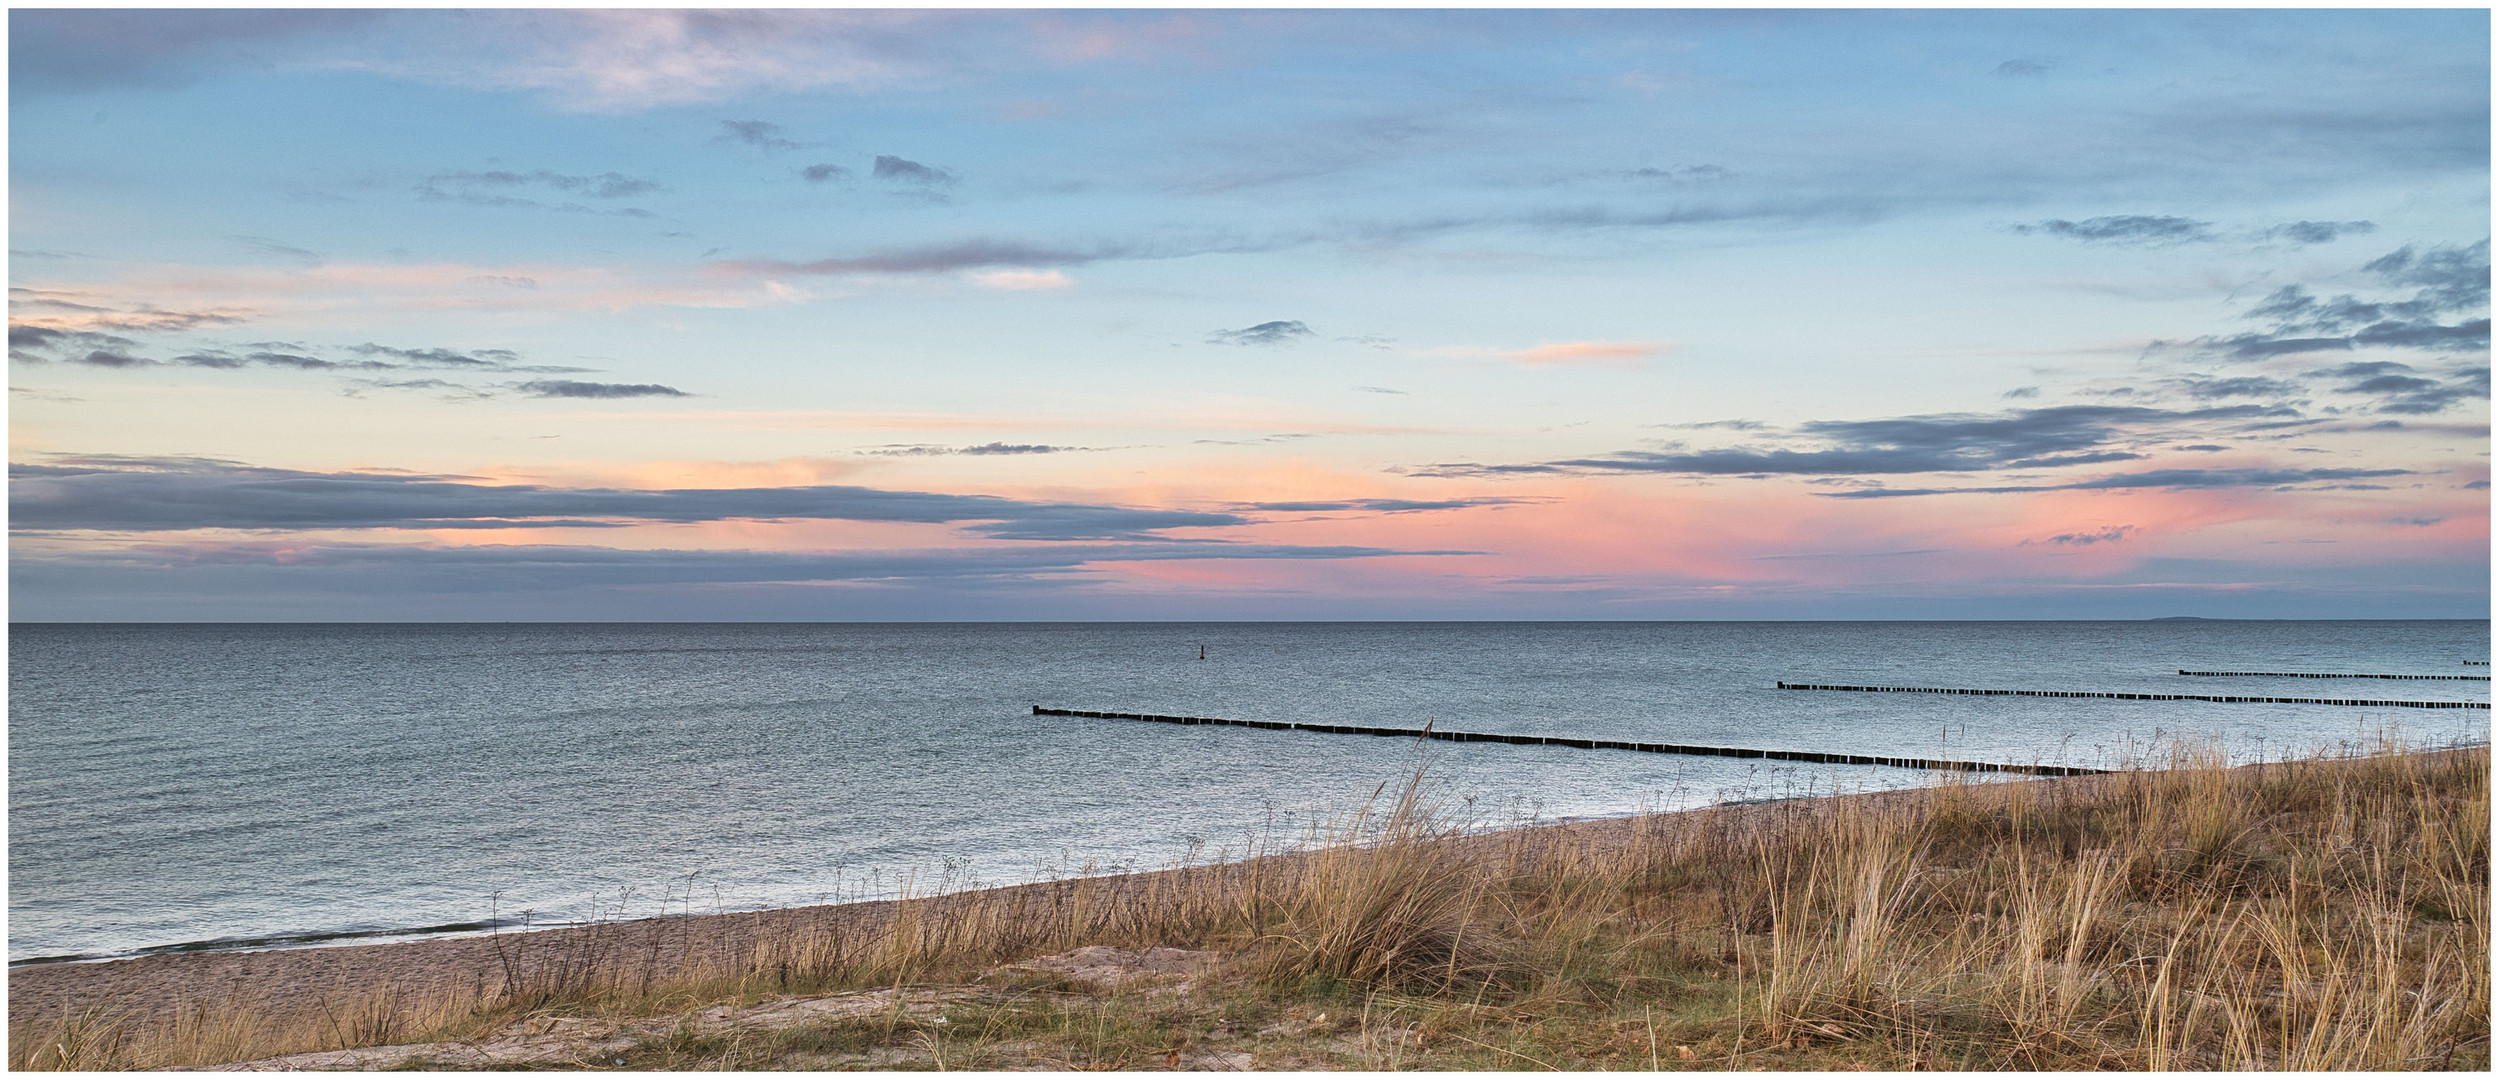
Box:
10;742;2488;1070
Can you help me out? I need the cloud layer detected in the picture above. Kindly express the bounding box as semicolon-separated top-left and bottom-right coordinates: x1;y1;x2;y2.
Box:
11;456;1254;541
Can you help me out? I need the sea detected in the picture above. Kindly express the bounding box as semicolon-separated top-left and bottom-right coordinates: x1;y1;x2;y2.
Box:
9;620;2489;966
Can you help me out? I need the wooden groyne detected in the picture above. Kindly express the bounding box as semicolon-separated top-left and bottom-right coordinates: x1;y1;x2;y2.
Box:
1031;706;2107;777
1776;682;2490;710
2178;669;2490;682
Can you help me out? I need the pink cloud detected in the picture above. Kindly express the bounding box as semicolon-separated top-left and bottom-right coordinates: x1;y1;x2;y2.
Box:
968;269;1074;291
1433;340;1675;368
1506;341;1672;367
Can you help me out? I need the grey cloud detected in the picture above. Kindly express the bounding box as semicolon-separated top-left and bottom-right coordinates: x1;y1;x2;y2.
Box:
2310;360;2491;414
344;375;499;400
515;379;689;399
8;289;246;333
2174;444;2229;452
1356;386;1405;395
1822;467;2419;499
2263;220;2377;245
226;234;323;266
2365;241;2491;312
1616;165;1735;184
1659;419;1770;431
871;155;957;186
716;119;800;152
1408;403;2315;480
30;336;593;381
248;349;372;370
9;456;1254;541
9;9;378;94
2173;376;2304;400
863;442;1075;457
1992;59;2049;77
2016;215;2215;245
344;377;495;401
348;344;568;370
9;326;153;367
1745;549;1943;561
2002;386;2039;399
2028;526;2135;546
959;442;1063;455
11;537;1473;604
1240;497;1525;513
720;239;1132;276
2182;241;2491;363
2015;216;2374;249
1545;404;2286;477
800;163;852;183
1401;462;1565;478
415;169;663;212
1209;320;1314;347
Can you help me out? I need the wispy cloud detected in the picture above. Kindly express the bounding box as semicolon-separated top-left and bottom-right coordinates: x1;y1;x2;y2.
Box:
1209;320;1314;347
11;536;1477;605
860;442;1082;457
6;326;151;367
8;9;379;95
371;10;941;112
9;287;251;333
1467;340;1669;368
719;240;1137;277
2164;241;2491;366
2262;220;2379;245
871;155;958;187
2024;525;2136;546
1410;404;2294;479
1823;467;2418;499
415;169;663;214
968;269;1073;291
516;379;689;399
2312;360;2491;415
2013;216;2377;248
226;235;324;267
714;119;802;152
9;330;598;381
9;455;1253;541
2169;375;2306;400
1237;497;1528;514
2015;215;2216;245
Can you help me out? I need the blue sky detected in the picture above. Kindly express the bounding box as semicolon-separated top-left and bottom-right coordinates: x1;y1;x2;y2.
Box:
8;9;2489;620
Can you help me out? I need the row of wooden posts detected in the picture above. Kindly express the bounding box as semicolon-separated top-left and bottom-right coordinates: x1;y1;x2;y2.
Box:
1775;682;2490;710
2176;669;2489;682
1031;706;2108;777
1041;664;2486;777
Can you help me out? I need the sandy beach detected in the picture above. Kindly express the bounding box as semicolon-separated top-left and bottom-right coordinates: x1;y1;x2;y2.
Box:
8;786;1834;1033
12;748;2487;1071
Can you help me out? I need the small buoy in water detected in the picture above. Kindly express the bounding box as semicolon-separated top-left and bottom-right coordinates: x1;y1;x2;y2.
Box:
1199;644;1206;660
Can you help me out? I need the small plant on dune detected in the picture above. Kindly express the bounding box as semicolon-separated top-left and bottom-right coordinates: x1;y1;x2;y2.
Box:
1249;773;1509;992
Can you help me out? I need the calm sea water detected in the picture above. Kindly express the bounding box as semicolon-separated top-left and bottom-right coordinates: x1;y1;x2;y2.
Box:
10;621;2489;964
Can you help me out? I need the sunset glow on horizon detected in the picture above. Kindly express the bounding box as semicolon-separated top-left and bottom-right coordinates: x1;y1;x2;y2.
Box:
9;9;2489;620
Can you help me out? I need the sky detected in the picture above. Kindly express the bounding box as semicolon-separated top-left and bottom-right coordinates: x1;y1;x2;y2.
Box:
6;8;2490;621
